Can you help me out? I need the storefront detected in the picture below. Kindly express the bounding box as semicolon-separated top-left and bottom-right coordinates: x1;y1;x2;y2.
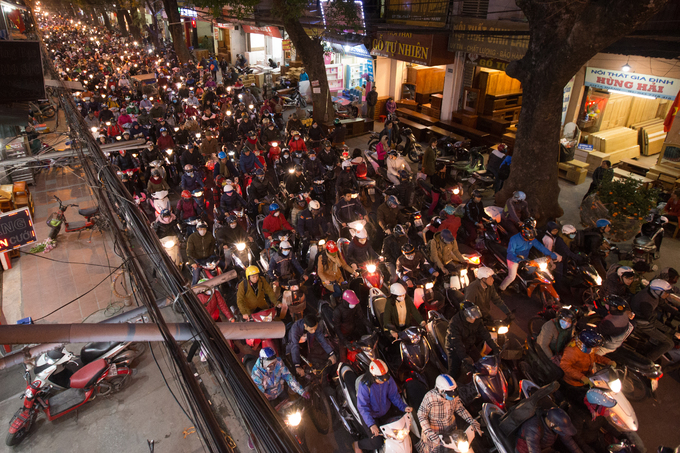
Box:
242;25;283;67
322;41;373;94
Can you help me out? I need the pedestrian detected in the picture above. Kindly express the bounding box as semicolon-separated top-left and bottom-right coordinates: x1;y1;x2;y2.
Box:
366;86;378;120
582;160;613;203
422;137;437;181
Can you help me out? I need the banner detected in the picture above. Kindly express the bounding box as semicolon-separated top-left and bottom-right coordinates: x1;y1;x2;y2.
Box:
584;67;680;101
385;0;448;28
562;76;575;126
449;17;529;61
0;208;37;253
370;32;455;66
242;25;281;39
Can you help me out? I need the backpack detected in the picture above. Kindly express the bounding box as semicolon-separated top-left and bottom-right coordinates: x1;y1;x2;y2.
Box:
498;163;511;180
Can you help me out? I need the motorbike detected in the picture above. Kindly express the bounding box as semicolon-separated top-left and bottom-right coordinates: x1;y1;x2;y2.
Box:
150;190;171;217
367;131;380;151
47;195;103;241
633;211;667;262
280;87;307;108
564;256;603;304
7;358;134;446
400;127;423;163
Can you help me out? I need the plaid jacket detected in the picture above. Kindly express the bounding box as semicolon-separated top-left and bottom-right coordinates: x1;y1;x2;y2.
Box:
251;357;304;400
416;389;475;453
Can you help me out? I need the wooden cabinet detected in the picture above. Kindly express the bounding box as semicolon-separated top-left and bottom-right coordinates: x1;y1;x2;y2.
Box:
477;68;521;98
406;65;445;95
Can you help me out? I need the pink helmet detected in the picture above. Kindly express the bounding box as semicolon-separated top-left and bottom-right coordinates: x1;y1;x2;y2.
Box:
342;290;360;306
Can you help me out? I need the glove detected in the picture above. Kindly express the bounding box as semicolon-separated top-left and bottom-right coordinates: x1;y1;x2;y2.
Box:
302;391;311;400
580;376;592;387
463;357;475;368
609;361;617;369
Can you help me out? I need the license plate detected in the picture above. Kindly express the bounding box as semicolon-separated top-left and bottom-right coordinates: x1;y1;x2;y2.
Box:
368;188;375;195
415;219;423;227
109;364;118;376
651;378;659;392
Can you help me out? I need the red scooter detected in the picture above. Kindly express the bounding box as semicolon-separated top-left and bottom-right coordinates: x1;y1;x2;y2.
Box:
6;358;133;446
47;195;102;241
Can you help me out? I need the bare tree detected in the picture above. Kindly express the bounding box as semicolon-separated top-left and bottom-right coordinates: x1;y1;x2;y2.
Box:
161;0;193;62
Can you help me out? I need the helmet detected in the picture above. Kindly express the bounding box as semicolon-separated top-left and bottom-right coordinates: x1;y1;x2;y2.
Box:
196;221;208;230
390;283;406;296
616;266;634;280
398;169;410;180
401;243;415;255
218;151;226;159
184;164;193;172
224;184;234;193
342;290;360;306
562;224;577;235
520;226;535;241
461;301;482;320
280;240;292;250
513;191;526;201
342;160;351;170
181;190;191;199
476;267;495;279
472;189;482;199
556;307;575;324
440;229;454;244
160;209;172;218
394;224;406;236
605;295;630;315
355;229;368;239
309;200;320;210
524;218;537;229
386;195;399;208
443;204;455;216
649;279;672;297
334;118;341;125
226;215;237;224
325;240;338;254
260;346;276;360
369;359;390;382
497;143;508;153
246;265;260;277
546;221;559;232
295;194;306;205
435;374;458;399
294;164;303;172
159;127;167;133
596;218;611;229
387;150;398;158
544;408;577;436
578;327;604;348
269;202;280;212
429;217;443;229
255;168;265;176
151;169;160;177
322;140;331;148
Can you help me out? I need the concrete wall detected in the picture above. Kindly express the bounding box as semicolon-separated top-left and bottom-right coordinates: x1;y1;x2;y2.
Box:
229;27;246;64
487;0;526;21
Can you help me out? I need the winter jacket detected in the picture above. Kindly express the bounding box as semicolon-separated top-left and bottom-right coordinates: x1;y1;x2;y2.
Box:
382;234;409;264
267;250;305;280
504;199;530;225
386;156;409;180
156;134;175;150
180;149;203;169
200;137;219;158
181;173;204;192
516;415;582;453
285;173;309;195
239;151;263;174
303;158;325;180
330;125;347;144
147;177;170;194
437;216;461;238
296;209;329;239
116;153;136;171
176;198;201;221
422;146;436;176
507;234;557;263
286;318;334;367
214;224;247;249
333;300;373;343
346;237;379;267
366;90;378;107
251;357;304;400
198;290;234;321
428;232;466;272
335;170;358;195
383;295;423;331
377;203;408;230
602;272;631;299
630;288;659;324
213;160;234;180
357;377;407;428
486;149;505;176
248;178;273;203
536;319;574;359
463;199;488;225
464;278;510;320
317;252;354;291
288;137;308;153
186;232;216;261
333;198;366;225
219;192;247;213
396;251;436;283
236;278;277;316
446;311;499;360
417;389;476;453
559;341;611;386
237;119;256;137
262;213;293;239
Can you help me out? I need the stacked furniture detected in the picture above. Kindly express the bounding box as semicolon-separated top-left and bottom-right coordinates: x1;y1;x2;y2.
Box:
630;118;665;156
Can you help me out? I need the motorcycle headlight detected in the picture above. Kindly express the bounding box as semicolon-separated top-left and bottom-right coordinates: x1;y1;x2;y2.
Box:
498;325;509;335
366;264;377;273
425;282;434;290
272;142;278;147
318;239;326;246
595;274;603;286
286;410;302;427
193;191;203;197
539;262;548;271
460;269;468;277
165;149;173;155
457;440;470;453
289;168;295;174
163;239;175;249
236;242;246;251
609;378;622;393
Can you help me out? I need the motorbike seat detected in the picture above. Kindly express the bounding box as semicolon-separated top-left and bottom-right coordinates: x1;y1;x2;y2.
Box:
371;296;388;330
341;367;360;411
69;358;109;389
418;179;432;192
81;342;122;365
78;206;99;217
433;320;448;351
606;346;655;370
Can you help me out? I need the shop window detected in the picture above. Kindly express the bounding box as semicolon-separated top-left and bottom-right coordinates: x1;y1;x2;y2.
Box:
249;33;265;51
461;0;489;18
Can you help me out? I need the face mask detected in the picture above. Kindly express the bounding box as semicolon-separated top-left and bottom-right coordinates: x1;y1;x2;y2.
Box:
568;234;576;239
295;137;299;140
162;133;167;136
310;156;316;161
282;250;290;256
397;295;405;302
187;172;194;177
559;319;572;330
274;212;280;217
347;303;357;310
313;124;318;128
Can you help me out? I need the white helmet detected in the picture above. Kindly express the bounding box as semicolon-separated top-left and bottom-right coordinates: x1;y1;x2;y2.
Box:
280;240;291;250
356;229;367;239
513;191;526;201
476;267;495;279
342;160;351;169
660;216;669;224
562;224;577;235
435;374;457;392
309;200;320;210
224;184;234;193
390;283;406;296
649;279;672;296
616;266;634;279
369;359;389;378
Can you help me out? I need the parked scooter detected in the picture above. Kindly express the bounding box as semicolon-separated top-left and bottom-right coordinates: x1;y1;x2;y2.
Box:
401;128;423;163
633;211;668;263
47;196;103;241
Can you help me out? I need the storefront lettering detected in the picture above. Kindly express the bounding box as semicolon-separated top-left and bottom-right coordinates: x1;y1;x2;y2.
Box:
585;66;680;100
372;36;430;63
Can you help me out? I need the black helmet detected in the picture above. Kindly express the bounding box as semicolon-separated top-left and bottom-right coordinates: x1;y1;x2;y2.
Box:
604;295;630;315
401;243;415;256
255;168;265;176
398;169;410;180
461;301;481;320
578;327;604;349
556;307;575;323
544;408;577;436
429;216;442;229
524;217;537;229
520;226;535;241
394;224;406;236
322;140;331;148
294;164;303;172
226;215;237;224
472;189;482;199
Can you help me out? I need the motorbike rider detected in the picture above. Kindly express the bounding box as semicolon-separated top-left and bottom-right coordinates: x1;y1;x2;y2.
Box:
116;149;137;171
186;221;219;285
318;140;338;168
464;267;512;324
251;347;309;407
219;184;248;216
596;296;635;355
176;190;203;228
236;265;278;321
446;301;500;379
333;289;375;362
559;327;613;401
438;204;462;238
334;189;367;234
330;119;347;146
515;407;583;453
602;265;634;300
537;307;576;364
353;359;413;453
383;283;425;340
382;225;410;284
461;190;490;245
501;191;531;236
541;221;560;252
239;146;264;175
287;314;337;376
296;200;329;241
215;215;251;267
307;121;326;148
303;150;325;181
630;279;676;362
260;121;281;146
377;195;409;234
396;243;439;289
499;223;561;292
393;169;416;208
152;209;177;238
287;130;307;154
317;240;356;299
336;161;358;200
573;218;611;278
346;229;381;270
248;168;274;211
213;151;236;180
386;150;411;186
181;164;204;192
268;240;307;283
417;374;481;453
261;201;293;241
289;194;307;229
553;224;587;288
147;168;170;194
285;164;310;195
156;127;175;150
428;229;467;276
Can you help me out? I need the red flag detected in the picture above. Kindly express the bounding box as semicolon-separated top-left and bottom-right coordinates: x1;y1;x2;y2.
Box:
664;93;680;132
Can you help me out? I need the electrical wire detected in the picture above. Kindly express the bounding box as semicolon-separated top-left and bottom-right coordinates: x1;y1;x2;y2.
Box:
19;249;120;268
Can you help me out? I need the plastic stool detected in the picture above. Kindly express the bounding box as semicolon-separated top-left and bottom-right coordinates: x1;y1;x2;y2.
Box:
379;115;387;123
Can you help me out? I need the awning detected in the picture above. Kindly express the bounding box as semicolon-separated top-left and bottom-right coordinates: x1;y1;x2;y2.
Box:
242;25;282;39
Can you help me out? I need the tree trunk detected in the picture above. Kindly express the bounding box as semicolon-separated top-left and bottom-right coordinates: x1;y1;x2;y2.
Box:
122;9;142;41
496;0;670;223
145;0;162;51
115;8;129;36
100;8;113;31
274;0;334;124
161;0;192;63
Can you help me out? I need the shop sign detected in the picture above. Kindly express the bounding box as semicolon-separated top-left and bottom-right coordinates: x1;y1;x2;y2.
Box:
0;208;36;253
282;39;291;51
242;25;282;39
449;17;529;61
343;44;371;59
385;0;448;28
216;23;234;29
213;27;219;40
371;32;433;65
466;54;509;71
584;67;680;101
179;8;197;18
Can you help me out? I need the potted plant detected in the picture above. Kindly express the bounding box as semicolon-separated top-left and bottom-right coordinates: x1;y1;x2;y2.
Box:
580;177;659;242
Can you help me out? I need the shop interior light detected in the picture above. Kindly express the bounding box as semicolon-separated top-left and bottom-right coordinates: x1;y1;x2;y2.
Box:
608;89;655;100
622;57;631;72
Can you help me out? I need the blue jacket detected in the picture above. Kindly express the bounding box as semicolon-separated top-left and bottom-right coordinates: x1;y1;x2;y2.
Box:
507;233;557;263
357;377;407;427
251;357;304;400
181;173;204;192
239;151;263;174
286;318;334;367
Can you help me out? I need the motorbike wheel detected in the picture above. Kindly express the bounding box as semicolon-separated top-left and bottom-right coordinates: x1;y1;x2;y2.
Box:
625;431;645;452
114;342;148;365
309;386;332;435
299;97;307;108
42;106;57;119
99;374;131;397
407;148;421;163
620;371;648;402
539;290;559;309
5;410;36;447
48;223;61;240
581;286;600;305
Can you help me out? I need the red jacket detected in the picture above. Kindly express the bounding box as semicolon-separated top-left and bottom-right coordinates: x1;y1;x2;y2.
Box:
288;137;307;153
197;291;233;321
437;216;461;237
262;213;293;238
157;134;175;150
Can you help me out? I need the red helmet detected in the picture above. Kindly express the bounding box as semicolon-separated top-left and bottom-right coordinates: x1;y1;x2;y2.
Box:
497;143;508;153
181;190;191;199
325;240;338;254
